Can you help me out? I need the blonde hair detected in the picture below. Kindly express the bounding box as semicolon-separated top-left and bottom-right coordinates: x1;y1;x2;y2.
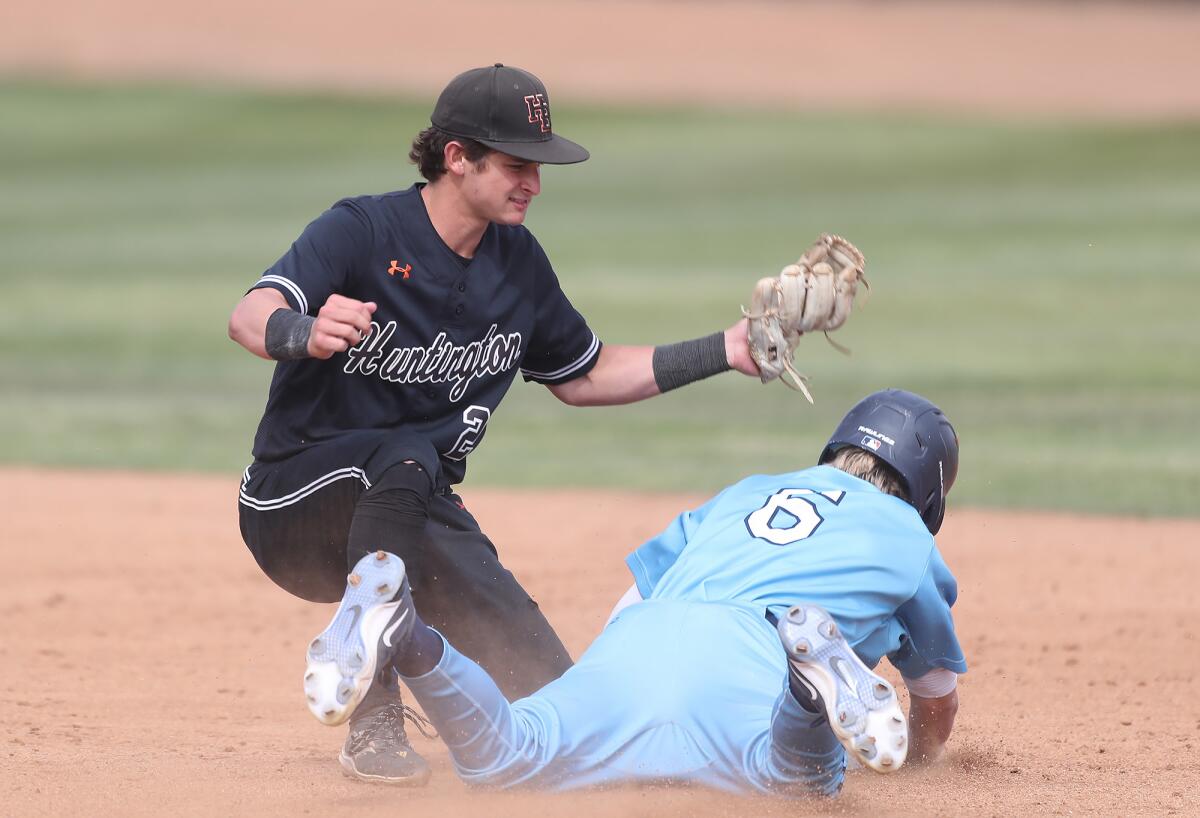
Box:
824;446;909;502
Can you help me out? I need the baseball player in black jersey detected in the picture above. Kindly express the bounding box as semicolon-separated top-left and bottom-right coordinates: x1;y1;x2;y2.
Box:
228;64;760;786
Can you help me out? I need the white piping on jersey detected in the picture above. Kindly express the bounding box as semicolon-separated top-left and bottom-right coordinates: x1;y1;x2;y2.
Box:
238;465;371;510
520;332;600;381
256;275;309;316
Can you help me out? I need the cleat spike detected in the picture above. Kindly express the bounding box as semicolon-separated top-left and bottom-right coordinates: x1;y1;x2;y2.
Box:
305;550;416;727
773;603;907;775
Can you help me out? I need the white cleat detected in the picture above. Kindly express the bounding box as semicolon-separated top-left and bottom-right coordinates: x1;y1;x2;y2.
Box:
303;551;416;726
777;604;908;773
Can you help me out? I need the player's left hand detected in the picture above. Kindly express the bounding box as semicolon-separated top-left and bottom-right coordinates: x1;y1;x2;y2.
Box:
743;233;868;402
723;318;761;377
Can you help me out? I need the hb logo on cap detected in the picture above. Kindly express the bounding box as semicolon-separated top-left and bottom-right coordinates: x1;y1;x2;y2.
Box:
524;94;551;133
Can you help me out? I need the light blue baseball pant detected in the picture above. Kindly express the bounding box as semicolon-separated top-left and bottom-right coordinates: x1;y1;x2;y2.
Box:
401;600;845;797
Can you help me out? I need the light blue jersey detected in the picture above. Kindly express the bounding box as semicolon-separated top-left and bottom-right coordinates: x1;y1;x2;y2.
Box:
626;465;966;677
403;465;966;796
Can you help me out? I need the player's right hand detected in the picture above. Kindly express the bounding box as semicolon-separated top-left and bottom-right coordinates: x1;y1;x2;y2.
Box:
308;294;377;359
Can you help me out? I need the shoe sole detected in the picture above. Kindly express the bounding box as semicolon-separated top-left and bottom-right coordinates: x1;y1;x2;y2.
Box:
777;604;908;773
304;551;411;726
338;748;432;786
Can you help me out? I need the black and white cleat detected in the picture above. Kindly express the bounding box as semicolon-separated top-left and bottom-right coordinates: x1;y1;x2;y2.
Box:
303;551;415;726
777;603;908;773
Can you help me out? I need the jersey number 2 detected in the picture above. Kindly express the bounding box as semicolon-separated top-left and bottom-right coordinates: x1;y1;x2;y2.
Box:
445;405;491;461
744;488;846;545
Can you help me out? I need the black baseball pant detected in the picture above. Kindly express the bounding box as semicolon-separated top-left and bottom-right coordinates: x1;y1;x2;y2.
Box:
238;429;572;701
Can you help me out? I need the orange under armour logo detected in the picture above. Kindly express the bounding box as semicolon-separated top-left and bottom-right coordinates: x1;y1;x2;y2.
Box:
387;260;412;279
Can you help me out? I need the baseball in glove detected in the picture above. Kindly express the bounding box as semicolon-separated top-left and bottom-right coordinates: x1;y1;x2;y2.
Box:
743;234;868;403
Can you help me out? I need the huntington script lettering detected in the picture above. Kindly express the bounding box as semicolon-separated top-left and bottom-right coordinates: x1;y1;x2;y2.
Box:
344;322;523;402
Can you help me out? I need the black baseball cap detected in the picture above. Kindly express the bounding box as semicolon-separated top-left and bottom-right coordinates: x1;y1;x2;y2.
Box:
430;64;590;165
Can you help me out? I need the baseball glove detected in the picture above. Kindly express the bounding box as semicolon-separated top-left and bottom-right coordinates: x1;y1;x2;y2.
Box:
743;234;868;403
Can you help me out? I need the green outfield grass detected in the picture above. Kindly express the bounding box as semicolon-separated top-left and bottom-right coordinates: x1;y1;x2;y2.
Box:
2;81;1198;516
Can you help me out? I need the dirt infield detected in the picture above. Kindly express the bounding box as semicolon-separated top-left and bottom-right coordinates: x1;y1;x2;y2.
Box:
4;467;1199;817
5;0;1200;118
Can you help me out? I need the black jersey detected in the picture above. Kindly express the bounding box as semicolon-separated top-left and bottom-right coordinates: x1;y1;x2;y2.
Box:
249;184;601;484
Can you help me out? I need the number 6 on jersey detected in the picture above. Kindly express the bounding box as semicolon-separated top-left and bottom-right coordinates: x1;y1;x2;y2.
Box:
745;488;846;545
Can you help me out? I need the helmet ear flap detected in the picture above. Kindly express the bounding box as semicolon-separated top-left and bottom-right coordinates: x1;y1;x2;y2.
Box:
923;488;947;535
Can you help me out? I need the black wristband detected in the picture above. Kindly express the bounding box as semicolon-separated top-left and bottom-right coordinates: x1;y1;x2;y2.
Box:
652;332;731;393
264;307;316;360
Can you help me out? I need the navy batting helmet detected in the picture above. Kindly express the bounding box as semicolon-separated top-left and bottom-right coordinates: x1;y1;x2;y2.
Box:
819;389;959;534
